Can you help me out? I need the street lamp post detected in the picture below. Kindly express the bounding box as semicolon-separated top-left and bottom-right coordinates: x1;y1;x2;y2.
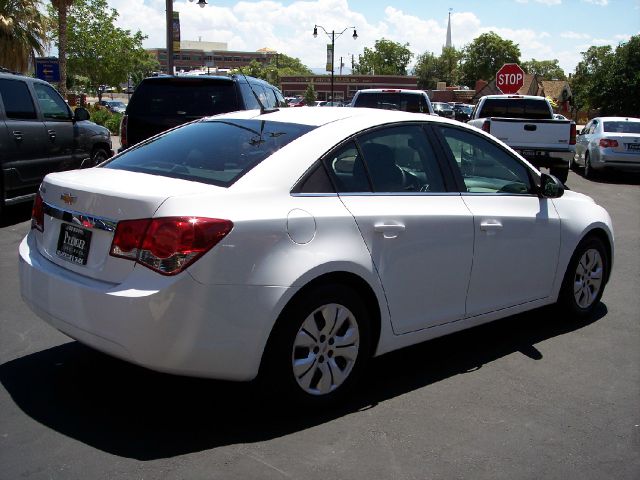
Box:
313;25;357;102
166;0;208;75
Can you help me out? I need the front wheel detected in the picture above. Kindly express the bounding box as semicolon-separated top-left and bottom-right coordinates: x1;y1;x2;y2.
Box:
261;284;372;406
558;236;608;318
90;147;109;167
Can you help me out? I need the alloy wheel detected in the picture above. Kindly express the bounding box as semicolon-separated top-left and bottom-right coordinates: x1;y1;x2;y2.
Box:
573;248;604;309
291;303;360;396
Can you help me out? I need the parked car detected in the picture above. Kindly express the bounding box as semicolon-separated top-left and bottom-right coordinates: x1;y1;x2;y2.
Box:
350;89;434;114
573;116;640;178
288;98;305;107
99;100;127;114
0;70;112;216
553;113;568;121
432;102;455;119
119;74;287;151
20;107;613;406
452;103;473;122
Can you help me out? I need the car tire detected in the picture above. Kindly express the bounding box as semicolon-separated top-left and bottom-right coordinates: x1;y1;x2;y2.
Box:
584;152;594;179
558;235;608;318
90;147;109;167
550;166;569;183
260;284;372;407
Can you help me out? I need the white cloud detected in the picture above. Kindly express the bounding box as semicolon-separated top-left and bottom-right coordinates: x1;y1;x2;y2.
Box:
561;31;591;40
582;0;609;5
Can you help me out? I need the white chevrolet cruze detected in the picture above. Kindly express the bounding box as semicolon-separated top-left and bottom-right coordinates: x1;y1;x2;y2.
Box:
19;107;614;404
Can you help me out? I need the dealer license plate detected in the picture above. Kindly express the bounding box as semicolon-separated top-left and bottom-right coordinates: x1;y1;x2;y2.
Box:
56;223;92;265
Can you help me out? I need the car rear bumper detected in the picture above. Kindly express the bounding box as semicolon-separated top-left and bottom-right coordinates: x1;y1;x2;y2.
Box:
19;233;288;381
594;151;640;171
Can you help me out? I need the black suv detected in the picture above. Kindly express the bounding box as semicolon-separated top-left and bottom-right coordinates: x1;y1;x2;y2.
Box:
119;74;287;151
0;70;112;216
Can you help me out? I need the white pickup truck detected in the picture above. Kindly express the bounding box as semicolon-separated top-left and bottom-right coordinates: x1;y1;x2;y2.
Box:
468;95;576;182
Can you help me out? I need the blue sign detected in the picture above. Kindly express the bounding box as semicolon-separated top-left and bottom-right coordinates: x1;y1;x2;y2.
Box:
35;58;61;83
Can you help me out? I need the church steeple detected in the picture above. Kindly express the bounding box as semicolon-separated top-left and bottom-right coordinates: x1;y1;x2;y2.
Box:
445;8;452;48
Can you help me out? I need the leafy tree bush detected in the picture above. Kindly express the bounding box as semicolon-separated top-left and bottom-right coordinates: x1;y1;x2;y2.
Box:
104;113;122;134
354;39;413;75
304;83;316;105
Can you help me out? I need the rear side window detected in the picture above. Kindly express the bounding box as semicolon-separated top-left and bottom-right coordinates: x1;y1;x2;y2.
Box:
104;119;316;187
354;93;429;113
127;80;239;117
479;99;551;120
0;79;37;120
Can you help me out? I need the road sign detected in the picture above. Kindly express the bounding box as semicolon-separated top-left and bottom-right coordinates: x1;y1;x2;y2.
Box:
35;58;61;83
496;63;525;94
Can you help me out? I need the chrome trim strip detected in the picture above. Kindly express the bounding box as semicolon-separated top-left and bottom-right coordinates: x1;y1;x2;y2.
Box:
43;201;117;232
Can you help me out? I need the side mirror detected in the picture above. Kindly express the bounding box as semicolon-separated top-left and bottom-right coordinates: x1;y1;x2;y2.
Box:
74;107;90;122
539;173;565;198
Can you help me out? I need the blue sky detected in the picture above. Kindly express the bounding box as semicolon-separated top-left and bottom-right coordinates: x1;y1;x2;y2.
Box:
105;0;640;76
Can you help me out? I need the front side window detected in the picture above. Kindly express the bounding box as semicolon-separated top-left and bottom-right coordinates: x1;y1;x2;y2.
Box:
104;119;315;187
34;83;71;120
357;125;446;193
0;79;37;120
438;126;532;194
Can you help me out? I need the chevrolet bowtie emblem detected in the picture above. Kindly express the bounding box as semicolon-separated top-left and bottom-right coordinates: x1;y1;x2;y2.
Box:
60;193;77;205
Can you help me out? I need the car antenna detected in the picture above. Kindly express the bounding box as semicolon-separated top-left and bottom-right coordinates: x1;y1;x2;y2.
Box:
236;70;279;115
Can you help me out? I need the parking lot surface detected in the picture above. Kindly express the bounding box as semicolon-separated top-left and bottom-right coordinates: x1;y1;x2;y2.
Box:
1;170;638;480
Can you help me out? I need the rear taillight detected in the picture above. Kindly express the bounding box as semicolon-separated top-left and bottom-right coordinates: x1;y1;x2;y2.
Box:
110;217;233;275
570;123;576;145
482;119;491;134
119;114;128;149
31;193;44;232
599;138;618;148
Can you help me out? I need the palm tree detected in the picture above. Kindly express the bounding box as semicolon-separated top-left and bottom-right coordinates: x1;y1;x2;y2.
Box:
51;0;74;95
0;0;48;73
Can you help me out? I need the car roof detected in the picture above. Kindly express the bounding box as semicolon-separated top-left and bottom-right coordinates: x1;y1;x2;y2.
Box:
592;116;640;122
356;89;426;94
481;94;547;101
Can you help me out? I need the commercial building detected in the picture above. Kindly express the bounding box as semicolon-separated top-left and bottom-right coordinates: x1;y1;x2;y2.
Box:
147;41;278;74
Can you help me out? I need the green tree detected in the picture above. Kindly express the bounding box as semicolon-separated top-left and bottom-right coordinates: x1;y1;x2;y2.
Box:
522;59;566;80
571;36;640;116
414;52;443;89
49;0;153;99
460;32;521;87
354;38;413;75
570;45;612;115
235;54;311;89
0;0;48;73
51;0;74;95
303;82;316;105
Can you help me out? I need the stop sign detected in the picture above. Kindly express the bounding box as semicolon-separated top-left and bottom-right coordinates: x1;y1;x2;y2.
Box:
496;63;525;94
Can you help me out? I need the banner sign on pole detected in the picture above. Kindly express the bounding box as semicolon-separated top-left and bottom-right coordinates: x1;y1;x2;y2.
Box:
173;12;181;52
326;44;333;72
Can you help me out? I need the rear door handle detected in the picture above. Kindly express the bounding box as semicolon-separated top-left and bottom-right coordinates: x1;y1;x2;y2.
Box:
374;222;406;238
48;129;56;141
480;220;503;232
12;130;23;141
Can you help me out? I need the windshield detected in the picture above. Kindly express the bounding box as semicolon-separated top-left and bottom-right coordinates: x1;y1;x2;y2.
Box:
103;119;316;187
603;121;640;134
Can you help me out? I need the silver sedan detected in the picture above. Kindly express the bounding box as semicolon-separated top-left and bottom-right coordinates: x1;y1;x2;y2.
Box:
573;116;640;178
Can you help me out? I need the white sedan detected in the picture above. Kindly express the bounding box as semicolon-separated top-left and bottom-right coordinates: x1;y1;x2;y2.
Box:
19;107;614;405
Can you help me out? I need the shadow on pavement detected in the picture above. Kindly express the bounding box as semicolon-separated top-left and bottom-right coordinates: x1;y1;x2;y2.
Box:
0;304;606;460
574;169;640;185
0;203;32;228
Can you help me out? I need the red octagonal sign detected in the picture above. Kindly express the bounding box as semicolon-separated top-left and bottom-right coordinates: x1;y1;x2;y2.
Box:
496;63;525;94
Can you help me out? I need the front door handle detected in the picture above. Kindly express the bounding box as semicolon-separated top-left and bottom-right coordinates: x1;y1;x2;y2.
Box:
374;223;406;239
48;129;56;141
12;130;23;141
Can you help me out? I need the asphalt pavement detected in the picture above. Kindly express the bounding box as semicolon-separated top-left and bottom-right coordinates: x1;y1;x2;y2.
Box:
0;170;638;479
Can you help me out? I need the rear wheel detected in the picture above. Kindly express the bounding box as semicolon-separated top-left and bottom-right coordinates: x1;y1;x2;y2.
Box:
261;284;371;406
558;236;608;318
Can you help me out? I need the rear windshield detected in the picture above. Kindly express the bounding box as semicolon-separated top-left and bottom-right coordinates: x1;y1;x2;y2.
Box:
103;119;316;187
353;92;429;113
127;80;239;117
479;98;551;120
603;121;640;134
